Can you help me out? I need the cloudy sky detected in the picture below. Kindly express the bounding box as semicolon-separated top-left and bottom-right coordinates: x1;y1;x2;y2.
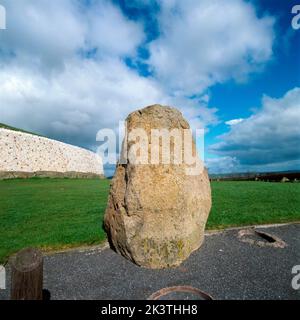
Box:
0;0;299;175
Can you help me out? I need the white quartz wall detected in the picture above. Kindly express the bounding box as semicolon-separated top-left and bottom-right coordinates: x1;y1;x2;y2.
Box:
0;128;103;175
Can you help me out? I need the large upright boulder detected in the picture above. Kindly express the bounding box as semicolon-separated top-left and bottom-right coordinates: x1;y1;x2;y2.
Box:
104;105;211;268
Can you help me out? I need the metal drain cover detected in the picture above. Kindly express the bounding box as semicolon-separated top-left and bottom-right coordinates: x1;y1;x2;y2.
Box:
148;286;213;300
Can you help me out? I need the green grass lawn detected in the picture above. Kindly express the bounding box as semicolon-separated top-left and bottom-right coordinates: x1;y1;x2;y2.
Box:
0;179;299;263
207;181;300;229
0;178;110;264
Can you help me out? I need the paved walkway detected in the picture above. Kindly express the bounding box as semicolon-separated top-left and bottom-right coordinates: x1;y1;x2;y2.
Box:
1;223;299;300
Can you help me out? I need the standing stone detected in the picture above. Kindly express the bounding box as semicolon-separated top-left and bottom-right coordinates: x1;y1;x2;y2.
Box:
104;105;211;268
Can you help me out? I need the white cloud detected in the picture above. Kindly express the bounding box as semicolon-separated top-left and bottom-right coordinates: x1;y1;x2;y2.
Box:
0;0;85;69
0;0;220;148
0;57;218;149
0;58;163;147
148;0;275;95
205;156;240;174
0;0;144;69
210;87;300;169
206;156;300;174
225;118;244;126
86;1;145;57
0;0;277;159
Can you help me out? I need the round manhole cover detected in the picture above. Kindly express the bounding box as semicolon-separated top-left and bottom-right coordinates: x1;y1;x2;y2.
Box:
148;286;213;300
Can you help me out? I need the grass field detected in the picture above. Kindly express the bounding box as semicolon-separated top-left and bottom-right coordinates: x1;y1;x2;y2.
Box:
0;178;299;263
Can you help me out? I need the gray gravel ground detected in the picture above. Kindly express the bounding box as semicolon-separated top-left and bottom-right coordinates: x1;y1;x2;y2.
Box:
1;223;299;300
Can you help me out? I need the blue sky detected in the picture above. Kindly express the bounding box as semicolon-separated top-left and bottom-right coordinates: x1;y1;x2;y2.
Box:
0;0;299;176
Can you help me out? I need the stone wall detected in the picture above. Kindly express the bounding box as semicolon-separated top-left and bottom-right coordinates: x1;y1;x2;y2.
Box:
0;128;104;179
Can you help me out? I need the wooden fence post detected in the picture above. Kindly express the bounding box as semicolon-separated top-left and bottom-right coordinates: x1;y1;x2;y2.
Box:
10;247;43;300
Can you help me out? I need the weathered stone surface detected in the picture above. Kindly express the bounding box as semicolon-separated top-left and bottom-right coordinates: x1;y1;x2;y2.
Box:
104;105;211;269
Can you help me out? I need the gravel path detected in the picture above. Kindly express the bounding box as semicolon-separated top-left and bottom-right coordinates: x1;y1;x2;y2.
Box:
1;223;299;300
